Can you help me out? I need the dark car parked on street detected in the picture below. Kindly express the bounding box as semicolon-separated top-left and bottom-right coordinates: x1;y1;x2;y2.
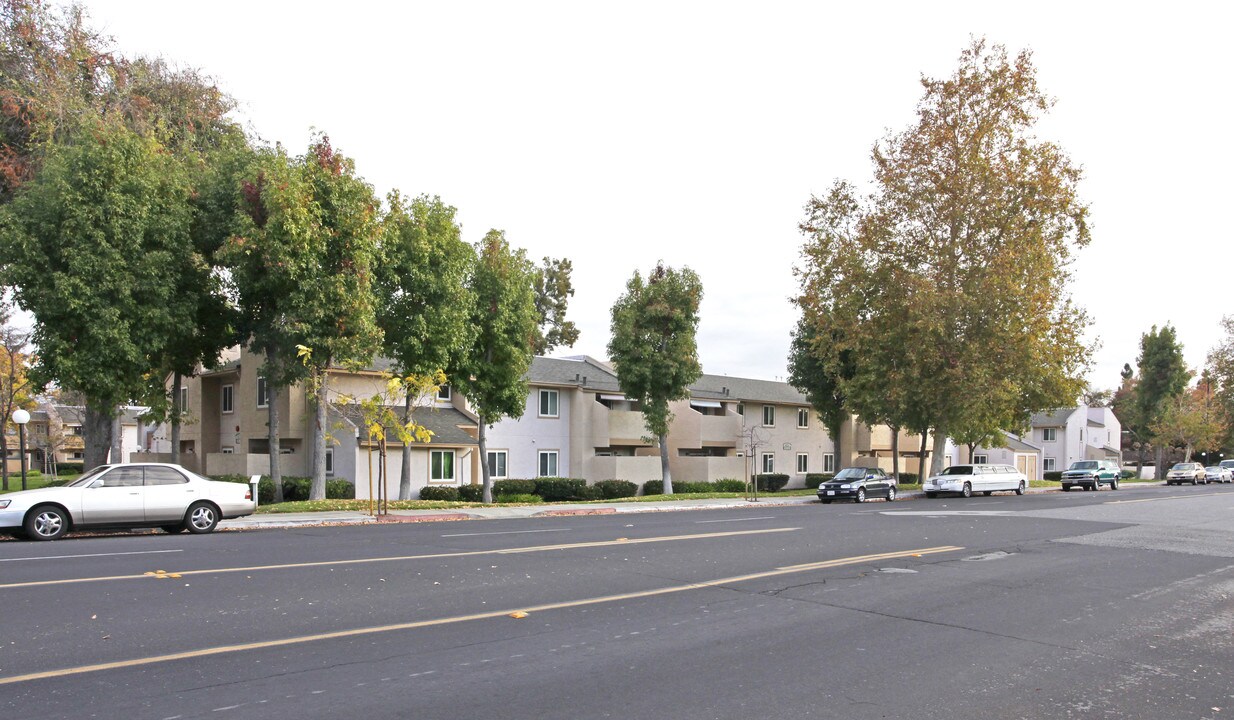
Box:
818;467;896;504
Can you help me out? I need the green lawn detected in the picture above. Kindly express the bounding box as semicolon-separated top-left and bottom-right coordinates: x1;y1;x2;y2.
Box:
0;473;76;493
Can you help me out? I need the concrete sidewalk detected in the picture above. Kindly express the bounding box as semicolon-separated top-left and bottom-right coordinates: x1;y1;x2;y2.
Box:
221;487;1034;530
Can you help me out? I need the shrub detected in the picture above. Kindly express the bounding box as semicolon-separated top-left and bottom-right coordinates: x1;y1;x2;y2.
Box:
1120;470;1135;479
493;479;537;496
754;473;790;492
458;484;484;502
594;479;637;499
496;493;542;504
1044;471;1062;481
326;479;354;499
897;473;919;485
419;486;460;501
57;462;84;475
642;479;664;495
211;474;350;503
281;476;313;501
713;478;747;492
805;473;834;486
533;477;589;501
574;484;604;500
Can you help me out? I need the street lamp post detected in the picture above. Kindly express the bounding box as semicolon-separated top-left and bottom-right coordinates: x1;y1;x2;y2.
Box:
12;408;30;491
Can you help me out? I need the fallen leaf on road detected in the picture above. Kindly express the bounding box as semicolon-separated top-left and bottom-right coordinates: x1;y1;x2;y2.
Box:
508;612;528;619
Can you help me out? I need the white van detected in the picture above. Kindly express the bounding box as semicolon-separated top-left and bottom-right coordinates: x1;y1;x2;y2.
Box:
924;464;1028;498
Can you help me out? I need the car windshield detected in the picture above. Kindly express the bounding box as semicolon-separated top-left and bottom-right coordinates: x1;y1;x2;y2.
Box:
66;465;112;487
1170;464;1195;471
834;468;867;479
940;466;973;475
1206;467;1222;472
1069;461;1098;470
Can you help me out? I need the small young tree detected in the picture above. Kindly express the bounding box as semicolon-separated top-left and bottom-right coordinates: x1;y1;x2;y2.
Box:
608;262;704;495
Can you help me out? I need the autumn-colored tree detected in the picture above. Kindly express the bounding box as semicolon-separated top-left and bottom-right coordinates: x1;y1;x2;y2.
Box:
608;262;703;495
375;193;474;500
797;39;1090;476
1150;375;1225;463
1206;315;1234;452
450;230;539;504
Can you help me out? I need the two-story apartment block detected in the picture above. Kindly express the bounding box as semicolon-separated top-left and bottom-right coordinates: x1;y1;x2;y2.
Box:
969;405;1121;479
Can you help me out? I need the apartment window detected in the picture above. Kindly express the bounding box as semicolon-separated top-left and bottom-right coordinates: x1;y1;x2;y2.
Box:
761;452;775;474
221;384;234;414
736;403;744;416
257;377;269;409
71;451;84;460
823;453;835;473
538;450;559;478
1044;457;1056;472
325;448;334;477
487;450;508;479
797;408;809;429
796;453;809;473
430;450;455;482
762;405;775;427
1043;428;1056;442
437;384;452;401
973;453;988;464
539;389;559;418
179;387;189;411
66;425;81;436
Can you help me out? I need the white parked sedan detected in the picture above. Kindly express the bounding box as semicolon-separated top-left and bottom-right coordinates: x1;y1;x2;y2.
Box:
1204;466;1233;484
0;463;258;541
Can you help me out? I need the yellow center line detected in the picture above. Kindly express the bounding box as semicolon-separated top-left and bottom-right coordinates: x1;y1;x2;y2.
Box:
0;528;799;591
0;544;962;686
1104;491;1229;505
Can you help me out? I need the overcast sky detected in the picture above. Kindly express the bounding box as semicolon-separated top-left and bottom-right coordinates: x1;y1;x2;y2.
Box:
76;0;1233;391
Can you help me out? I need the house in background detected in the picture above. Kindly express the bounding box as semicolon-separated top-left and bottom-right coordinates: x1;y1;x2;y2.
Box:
967;405;1121;480
7;405;147;473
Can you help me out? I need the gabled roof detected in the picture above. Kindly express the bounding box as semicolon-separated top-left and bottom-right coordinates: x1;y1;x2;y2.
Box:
1030;408;1076;427
1004;434;1042;454
330;404;478;447
527;356;623;392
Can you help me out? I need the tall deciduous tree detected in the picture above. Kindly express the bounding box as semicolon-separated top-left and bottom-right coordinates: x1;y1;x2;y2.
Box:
1206;316;1234;452
1136;324;1190;478
608;262;703;495
375;193;474;500
531;257;580;355
797;39;1091;476
451;230;538;504
1150;377;1225;464
787;314;850;472
1;119;196;469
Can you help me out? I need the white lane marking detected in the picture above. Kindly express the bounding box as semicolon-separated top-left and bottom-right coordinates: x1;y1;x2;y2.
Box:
212;705;243;712
695;516;777;524
0;549;183;563
440;528;571;537
879;510;1015;517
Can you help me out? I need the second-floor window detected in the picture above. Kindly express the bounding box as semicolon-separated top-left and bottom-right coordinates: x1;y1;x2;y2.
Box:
762;406;775;427
761;452;775;473
179;387;188;411
257;377;269;409
797;408;809;428
222;385;234;414
1043;428;1056;442
539;389;559;418
437;384;451;401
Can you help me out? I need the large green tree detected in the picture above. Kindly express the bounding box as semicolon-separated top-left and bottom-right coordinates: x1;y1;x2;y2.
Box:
797;39;1091;476
608;262;703;495
787;314;851;472
375;192;475;500
1135;324;1191;478
451;230;539;504
1;119;196;468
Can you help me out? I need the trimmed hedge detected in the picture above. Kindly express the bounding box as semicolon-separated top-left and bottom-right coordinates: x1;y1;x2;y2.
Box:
805;473;834;486
212;474;354;502
594;479;638;499
57;462;84;474
713;478;747;492
493;479;537;496
458;484;484;502
753;473;790;492
1120;470;1135;479
533;477;589;501
419;486;459;501
1044;471;1062;481
897;473;919;484
496;493;542;504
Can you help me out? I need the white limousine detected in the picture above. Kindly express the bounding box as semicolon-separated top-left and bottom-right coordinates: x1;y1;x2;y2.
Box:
924;464;1028;499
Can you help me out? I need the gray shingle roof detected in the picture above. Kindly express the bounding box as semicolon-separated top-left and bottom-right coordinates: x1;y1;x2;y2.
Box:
1003;434;1041;453
691;374;808;405
330;403;478;446
527;356;623;392
1030;408;1076;427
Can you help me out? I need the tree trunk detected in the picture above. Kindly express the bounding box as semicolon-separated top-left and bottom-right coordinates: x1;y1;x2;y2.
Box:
479;420;492;504
111;413;123;464
311;375;328;501
917;428;930;483
83;404;112;471
170;372;182;465
1;431;9;491
890;425;900;483
1184;444;1193;463
399;393;413;501
930;430;947;477
266;348;283;504
828;421;842;476
1154;445;1164;480
659;433;673;495
1135;447;1144;480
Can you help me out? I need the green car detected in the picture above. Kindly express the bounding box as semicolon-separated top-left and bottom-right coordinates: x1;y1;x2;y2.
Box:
1060;459;1121;491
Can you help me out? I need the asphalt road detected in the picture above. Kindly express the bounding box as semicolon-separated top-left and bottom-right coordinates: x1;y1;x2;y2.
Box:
2;483;1233;720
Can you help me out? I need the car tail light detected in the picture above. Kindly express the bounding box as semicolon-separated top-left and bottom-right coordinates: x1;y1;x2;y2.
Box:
245;489;252;500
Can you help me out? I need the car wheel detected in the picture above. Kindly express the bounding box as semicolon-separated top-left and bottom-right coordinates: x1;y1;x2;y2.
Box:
160;524;186;534
1015;480;1026;496
925;492;938;499
24;505;69;541
185;502;219;534
886;485;896;502
1110;477;1120;490
1091;479;1100;491
855;488;866;503
1062;484;1072;492
961;483;972;498
1192;477;1199;486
